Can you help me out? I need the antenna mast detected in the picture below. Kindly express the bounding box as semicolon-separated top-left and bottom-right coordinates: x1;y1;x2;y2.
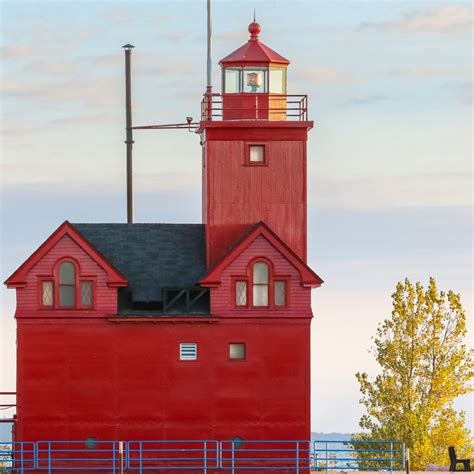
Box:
123;43;134;224
207;0;212;91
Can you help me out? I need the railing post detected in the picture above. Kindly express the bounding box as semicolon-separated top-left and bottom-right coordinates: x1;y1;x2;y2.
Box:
219;441;222;469
232;441;235;474
111;441;115;474
204;441;207;474
139;441;143;474
204;87;212;121
120;441;125;474
296;441;299;474
326;441;328;474
48;441;51;474
20;442;24;474
390;442;393;474
34;442;38;470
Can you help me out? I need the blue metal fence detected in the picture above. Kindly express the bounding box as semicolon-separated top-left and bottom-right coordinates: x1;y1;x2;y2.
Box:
127;440;219;471
0;439;405;473
313;440;405;473
36;441;121;471
0;442;35;471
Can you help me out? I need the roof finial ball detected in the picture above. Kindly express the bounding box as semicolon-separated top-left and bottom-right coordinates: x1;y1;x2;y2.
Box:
248;20;261;41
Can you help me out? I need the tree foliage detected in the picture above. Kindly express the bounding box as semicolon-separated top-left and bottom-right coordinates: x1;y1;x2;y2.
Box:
354;278;473;470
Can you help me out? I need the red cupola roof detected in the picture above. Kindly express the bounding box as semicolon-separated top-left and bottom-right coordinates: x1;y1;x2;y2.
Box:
219;22;290;67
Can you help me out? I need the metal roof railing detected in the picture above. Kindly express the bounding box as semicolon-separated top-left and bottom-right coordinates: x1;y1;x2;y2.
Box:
201;93;308;121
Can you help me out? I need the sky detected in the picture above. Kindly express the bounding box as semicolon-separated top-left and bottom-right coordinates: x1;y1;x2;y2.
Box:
0;0;472;434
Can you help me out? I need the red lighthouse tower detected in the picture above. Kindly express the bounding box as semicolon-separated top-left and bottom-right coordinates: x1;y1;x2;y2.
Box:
198;19;321;441
5;19;322;473
201;21;311;268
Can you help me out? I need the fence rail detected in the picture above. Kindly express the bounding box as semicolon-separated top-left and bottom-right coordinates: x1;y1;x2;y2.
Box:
201;93;308;121
313;440;405;473
0;439;405;473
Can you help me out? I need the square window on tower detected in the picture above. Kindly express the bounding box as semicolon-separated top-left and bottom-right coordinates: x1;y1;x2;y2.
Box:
248;145;265;164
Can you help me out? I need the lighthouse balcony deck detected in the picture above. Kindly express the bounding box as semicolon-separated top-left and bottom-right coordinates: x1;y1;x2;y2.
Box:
201;92;308;122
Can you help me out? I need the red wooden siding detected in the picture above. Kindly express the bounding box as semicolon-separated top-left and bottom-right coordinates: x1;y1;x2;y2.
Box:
16;318;310;443
202;129;309;268
15;234;117;318
210;235;312;317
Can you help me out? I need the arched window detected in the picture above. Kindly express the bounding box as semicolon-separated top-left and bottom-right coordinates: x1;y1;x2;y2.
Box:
234;259;287;309
59;261;76;308
252;262;269;307
40;260;94;309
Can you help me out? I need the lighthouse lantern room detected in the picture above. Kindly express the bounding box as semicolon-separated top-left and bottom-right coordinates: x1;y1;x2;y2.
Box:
216;21;290;120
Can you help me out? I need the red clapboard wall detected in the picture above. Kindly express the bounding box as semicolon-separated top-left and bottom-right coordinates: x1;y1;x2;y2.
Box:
201;124;312;268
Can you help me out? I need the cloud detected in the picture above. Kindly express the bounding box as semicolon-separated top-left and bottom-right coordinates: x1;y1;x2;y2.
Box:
443;79;474;104
100;8;133;24
361;5;473;33
1;77;121;107
310;172;471;209
144;15;168;25
0;45;39;60
346;95;387;106
389;67;443;78
295;66;352;84
1;40;73;62
77;27;98;39
23;60;76;75
458;80;473;103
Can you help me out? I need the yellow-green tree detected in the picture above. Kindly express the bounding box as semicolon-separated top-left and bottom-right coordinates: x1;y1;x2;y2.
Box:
354;278;473;470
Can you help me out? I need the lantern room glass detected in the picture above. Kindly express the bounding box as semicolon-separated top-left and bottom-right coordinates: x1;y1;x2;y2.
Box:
243;68;267;93
224;68;241;93
223;67;280;94
269;68;285;94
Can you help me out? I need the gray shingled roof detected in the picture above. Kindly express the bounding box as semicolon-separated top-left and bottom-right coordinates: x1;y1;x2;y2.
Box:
72;223;206;302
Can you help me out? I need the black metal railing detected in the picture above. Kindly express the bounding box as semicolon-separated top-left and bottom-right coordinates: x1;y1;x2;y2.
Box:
201;93;308;121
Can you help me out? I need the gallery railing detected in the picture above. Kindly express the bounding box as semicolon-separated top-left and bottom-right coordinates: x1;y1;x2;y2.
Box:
201;93;308;121
0;439;405;473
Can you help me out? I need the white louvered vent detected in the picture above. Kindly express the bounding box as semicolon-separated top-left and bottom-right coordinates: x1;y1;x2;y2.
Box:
180;343;197;361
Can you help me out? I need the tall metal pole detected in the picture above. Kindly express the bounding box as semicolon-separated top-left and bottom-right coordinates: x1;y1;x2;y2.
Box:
123;43;134;224
207;0;212;89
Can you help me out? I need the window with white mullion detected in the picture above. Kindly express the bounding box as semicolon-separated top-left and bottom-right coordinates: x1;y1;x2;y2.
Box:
59;262;76;308
274;281;286;306
235;281;247;306
81;281;93;307
252;262;269;307
42;281;54;307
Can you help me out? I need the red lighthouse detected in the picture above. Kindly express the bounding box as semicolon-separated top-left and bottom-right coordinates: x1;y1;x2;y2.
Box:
201;22;310;268
5;20;322;472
